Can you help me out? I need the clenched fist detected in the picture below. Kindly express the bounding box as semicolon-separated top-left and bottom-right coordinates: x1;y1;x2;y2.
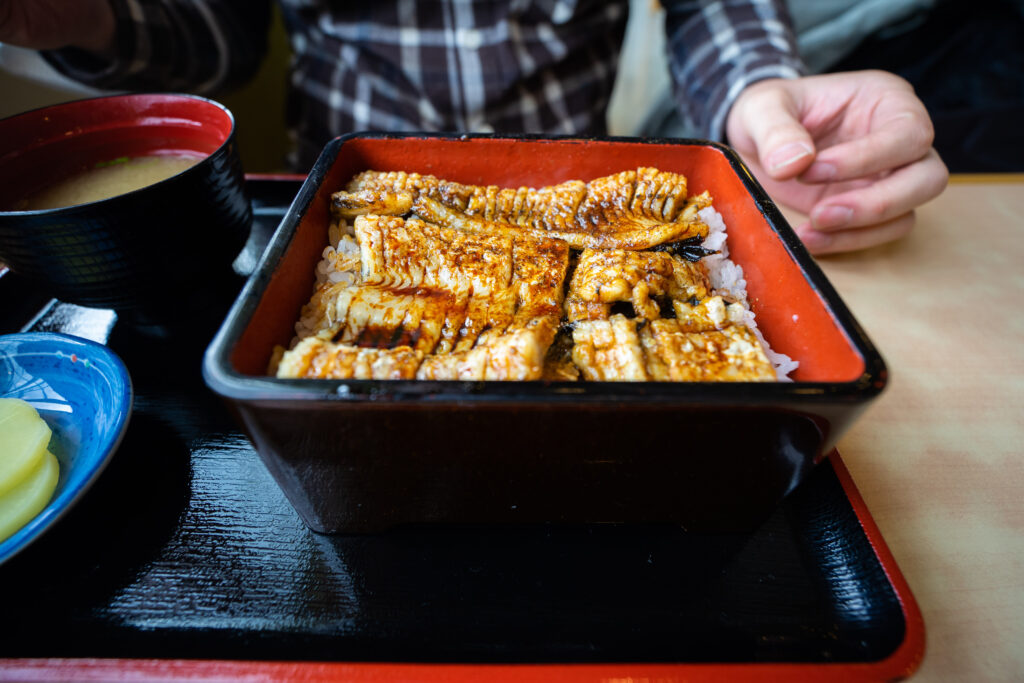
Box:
727;70;948;255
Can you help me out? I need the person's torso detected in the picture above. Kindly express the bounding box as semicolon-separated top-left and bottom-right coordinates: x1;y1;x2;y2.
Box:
278;0;628;166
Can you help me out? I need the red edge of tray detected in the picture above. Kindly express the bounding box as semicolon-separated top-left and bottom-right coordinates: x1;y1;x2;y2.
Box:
0;451;925;683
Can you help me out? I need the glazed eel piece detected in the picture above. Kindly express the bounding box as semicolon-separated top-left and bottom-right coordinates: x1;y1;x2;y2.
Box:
330;167;712;250
571;314;777;382
275;215;570;381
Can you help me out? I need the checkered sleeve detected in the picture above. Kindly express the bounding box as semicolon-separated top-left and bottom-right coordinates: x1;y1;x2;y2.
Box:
662;0;807;141
42;0;271;95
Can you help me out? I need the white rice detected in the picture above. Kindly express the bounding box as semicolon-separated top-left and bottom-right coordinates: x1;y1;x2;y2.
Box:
292;219;361;343
699;206;799;381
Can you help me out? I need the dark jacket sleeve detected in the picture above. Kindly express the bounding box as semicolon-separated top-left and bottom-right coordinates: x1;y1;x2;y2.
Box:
662;0;807;141
42;0;272;95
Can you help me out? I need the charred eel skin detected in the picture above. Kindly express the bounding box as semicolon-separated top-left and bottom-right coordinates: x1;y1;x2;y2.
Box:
331;167;711;251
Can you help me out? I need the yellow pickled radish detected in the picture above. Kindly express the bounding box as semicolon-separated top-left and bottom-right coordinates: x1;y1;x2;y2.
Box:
0;398;53;497
0;450;59;542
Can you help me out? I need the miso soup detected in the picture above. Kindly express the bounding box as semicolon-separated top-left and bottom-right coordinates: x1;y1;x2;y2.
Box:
24;155;201;210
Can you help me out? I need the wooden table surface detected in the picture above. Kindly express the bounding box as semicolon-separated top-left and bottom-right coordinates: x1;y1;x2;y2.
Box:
784;175;1024;682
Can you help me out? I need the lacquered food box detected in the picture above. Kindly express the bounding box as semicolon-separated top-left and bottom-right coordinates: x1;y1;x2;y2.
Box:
203;134;886;533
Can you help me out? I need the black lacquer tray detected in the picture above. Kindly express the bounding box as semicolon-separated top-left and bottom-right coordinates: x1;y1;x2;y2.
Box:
0;178;923;682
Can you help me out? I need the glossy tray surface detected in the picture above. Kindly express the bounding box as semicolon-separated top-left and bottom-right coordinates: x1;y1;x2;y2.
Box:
0;179;920;679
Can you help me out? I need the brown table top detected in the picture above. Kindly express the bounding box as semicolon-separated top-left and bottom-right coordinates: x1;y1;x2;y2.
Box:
783;174;1024;682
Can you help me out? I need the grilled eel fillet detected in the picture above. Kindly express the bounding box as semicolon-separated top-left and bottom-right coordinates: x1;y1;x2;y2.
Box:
563;247;775;380
276;167;781;382
571;314;777;382
565;248;712;322
276;340;422;380
330;168;712;250
277;214;569;380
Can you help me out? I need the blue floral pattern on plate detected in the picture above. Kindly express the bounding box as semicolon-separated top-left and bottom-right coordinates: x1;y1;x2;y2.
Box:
0;332;132;565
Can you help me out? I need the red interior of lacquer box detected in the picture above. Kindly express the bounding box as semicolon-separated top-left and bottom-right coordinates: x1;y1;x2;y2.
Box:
231;137;865;383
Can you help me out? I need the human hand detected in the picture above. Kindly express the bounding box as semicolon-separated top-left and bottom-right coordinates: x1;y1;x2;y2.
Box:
0;0;115;55
725;70;948;255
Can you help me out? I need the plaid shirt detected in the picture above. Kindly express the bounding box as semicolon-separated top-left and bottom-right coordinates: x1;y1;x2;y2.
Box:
46;0;805;170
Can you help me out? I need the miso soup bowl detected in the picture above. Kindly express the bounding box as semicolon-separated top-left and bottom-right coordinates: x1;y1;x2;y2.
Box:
203;133;887;534
0;93;251;328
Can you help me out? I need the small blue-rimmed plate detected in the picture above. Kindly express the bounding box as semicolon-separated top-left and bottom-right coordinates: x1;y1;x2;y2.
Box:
0;332;132;565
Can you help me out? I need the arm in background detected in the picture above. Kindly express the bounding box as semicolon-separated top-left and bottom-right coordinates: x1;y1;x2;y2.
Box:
0;0;273;96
